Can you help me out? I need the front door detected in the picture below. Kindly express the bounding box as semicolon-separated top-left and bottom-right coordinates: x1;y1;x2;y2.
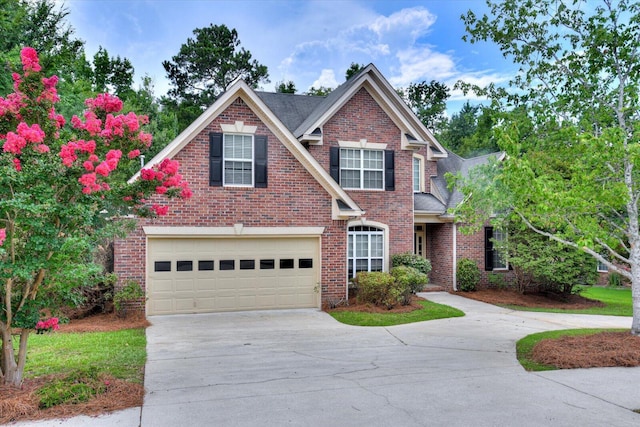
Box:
414;225;425;257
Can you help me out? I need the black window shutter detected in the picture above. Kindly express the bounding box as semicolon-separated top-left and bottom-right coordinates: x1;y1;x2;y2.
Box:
254;135;268;188
209;132;223;186
329;146;340;183
384;150;395;191
484;227;494;271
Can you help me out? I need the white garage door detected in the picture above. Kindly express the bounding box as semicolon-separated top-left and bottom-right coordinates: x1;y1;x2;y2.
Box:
147;237;320;315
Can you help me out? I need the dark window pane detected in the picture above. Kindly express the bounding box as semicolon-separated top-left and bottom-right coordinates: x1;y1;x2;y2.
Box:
198;260;214;271
154;261;171;272
177;261;193;271
299;258;313;268
280;259;294;269
220;260;235;270
260;259;275;269
240;260;255;270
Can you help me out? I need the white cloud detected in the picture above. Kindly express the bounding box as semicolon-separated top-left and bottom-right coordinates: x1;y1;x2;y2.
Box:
389;47;457;86
368;7;437;40
311;69;338;89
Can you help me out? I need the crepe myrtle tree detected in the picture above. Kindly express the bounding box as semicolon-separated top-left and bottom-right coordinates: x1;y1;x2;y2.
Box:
0;48;192;386
453;0;640;334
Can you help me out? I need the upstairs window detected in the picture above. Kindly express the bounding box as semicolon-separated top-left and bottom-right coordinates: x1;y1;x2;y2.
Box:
330;146;394;191
224;134;253;186
209;132;268;188
413;155;424;193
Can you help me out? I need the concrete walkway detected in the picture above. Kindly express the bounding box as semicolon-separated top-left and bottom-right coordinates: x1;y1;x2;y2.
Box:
12;292;640;426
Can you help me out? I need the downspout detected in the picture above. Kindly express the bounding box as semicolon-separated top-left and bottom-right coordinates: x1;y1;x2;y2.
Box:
452;223;457;291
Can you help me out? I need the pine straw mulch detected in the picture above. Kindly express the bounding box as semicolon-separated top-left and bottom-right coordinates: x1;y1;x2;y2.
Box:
0;312;149;425
454;288;640;369
325;294;425;313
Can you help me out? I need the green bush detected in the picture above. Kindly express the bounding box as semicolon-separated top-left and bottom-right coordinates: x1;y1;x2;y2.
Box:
392;265;428;293
391;252;432;275
608;272;622;288
457;258;480;292
113;280;145;315
354;271;403;309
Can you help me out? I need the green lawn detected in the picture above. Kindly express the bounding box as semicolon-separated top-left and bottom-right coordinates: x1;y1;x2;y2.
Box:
329;299;464;326
24;329;146;382
516;328;626;371
502;286;632;316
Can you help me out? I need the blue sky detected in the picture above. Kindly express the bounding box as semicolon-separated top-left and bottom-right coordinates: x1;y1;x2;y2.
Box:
60;0;516;115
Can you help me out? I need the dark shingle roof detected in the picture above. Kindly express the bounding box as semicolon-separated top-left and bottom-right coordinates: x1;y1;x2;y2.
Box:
416;150;502;213
255;92;326;133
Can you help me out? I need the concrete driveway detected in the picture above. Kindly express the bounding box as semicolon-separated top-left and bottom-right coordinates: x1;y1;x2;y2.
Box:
141;292;640;427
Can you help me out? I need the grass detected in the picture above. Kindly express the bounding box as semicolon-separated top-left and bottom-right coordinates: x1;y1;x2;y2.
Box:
516;328;626;371
329;299;464;326
502;286;632;316
23;329;146;382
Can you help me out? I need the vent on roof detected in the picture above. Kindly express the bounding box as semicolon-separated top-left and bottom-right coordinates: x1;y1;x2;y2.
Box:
402;133;428;150
300;127;323;145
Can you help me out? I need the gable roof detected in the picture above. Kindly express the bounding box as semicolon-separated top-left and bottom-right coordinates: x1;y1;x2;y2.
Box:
423;150;504;217
131;79;364;220
258;64;447;156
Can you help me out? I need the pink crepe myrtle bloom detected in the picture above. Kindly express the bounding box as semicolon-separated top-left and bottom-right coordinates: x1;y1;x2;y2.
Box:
0;228;6;246
17;122;45;143
138;132;152;147
86;93;123;113
13;158;21;171
2;132;27;154
95;162;111;177
34;144;50;153
151;204;169;216
20;47;41;72
140;168;156;181
155;186;168;195
128;149;141;159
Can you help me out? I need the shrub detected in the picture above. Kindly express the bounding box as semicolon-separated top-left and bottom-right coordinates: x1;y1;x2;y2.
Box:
113;280;145;317
354;272;403;309
457;258;480;292
487;273;509;290
391;265;428;300
608;272;622;288
391;252;432;275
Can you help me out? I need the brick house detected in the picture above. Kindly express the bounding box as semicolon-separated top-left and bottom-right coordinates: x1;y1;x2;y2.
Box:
114;64;505;315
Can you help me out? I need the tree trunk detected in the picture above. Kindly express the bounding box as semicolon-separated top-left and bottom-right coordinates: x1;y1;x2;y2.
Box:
632;263;640;336
1;327;22;386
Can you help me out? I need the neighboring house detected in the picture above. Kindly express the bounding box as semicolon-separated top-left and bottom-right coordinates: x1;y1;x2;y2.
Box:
114;64;502;315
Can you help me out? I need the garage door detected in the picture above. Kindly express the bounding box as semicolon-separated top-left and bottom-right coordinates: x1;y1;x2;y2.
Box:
147;237;320;315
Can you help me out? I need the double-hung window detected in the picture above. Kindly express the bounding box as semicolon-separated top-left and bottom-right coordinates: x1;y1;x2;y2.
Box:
223;134;253;186
484;227;508;270
209;131;268;188
340;148;384;189
348;225;384;278
413;155;424;193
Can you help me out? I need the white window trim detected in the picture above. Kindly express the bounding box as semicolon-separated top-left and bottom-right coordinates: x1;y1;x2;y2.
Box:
338;139;387;150
339;148;385;190
346;219;389;278
492;228;508;271
597;260;609;273
413;154;425;193
223;133;254;187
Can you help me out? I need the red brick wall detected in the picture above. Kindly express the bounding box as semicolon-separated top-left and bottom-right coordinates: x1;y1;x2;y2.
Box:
115;91;422;308
309;88;414;258
115;97;347;304
426;223;453;289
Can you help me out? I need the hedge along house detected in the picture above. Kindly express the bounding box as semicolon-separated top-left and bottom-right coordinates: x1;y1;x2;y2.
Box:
114;64;501;315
